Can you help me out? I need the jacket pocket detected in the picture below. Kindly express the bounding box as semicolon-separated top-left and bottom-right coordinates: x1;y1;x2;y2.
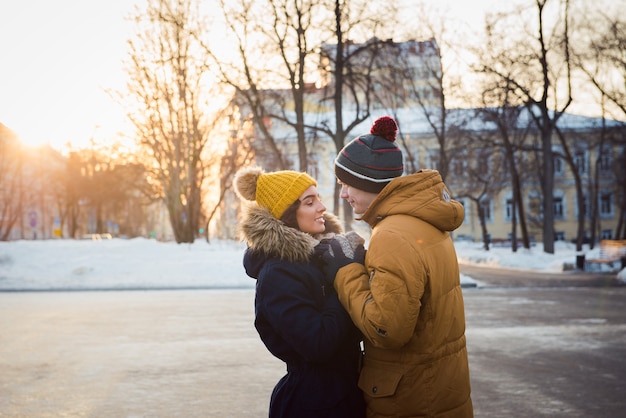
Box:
358;364;402;398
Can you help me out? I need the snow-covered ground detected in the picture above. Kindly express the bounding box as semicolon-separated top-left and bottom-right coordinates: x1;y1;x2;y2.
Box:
0;238;624;291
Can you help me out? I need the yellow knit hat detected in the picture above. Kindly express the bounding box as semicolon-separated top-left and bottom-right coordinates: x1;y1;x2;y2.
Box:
234;166;317;219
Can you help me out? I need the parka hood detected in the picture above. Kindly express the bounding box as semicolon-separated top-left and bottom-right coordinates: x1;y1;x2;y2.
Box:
360;169;464;231
238;204;343;265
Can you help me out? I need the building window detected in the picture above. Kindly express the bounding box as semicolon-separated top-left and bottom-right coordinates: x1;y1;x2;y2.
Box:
458;199;469;224
601;229;613;240
574;149;588;175
598;146;612;174
452;158;465;177
307;158;319;180
528;194;542;219
555;231;565;241
553;196;564;219
479;198;492;222
575;194;590;219
600;192;613;217
427;150;439;171
476;150;490;176
505;198;514;221
554;155;564;176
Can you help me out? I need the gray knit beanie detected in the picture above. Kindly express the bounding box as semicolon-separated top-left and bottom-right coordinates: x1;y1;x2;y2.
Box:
334;116;404;193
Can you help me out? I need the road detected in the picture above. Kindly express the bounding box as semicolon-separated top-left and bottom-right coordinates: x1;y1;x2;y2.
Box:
0;266;625;417
460;264;626;417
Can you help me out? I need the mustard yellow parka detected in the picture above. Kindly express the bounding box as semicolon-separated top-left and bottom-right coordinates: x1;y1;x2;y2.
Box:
335;169;473;418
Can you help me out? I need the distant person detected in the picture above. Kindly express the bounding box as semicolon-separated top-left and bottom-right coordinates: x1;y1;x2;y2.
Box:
319;116;473;417
233;166;366;418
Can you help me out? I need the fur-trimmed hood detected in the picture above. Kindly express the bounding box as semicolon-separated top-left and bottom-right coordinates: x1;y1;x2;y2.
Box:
238;204;343;264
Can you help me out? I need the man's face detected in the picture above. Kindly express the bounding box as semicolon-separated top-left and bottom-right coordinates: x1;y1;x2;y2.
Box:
338;180;379;216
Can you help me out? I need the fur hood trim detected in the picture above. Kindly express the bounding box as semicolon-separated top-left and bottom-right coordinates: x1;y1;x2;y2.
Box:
238;204;343;263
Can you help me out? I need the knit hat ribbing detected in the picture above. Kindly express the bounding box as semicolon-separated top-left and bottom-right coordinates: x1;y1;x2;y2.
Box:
234;166;317;219
334;116;404;193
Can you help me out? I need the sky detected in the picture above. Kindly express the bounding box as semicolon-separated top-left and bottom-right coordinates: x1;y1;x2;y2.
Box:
0;0;137;150
0;0;504;152
1;238;624;291
1;0;622;153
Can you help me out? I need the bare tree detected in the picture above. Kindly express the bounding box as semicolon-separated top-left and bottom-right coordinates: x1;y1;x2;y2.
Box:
71;143;154;237
378;6;458;182
318;35;378;226
477;103;534;251
122;0;219;243
453;142;506;250
574;6;626;240
376;43;439;175
614;146;626;239
474;0;574;254
204;110;254;241
309;1;401;226
209;0;398;228
0;125;22;241
62;152;87;238
321;0;374;226
202;0;330;172
263;0;322;172
575;9;626;118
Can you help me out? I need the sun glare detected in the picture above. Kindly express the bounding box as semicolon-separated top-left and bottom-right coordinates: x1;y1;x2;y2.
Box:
8;92;131;153
0;0;137;152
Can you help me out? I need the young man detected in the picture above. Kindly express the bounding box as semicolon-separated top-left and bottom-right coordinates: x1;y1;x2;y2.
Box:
322;116;473;417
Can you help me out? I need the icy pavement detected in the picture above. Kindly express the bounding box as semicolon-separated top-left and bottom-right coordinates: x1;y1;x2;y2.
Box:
1;285;626;417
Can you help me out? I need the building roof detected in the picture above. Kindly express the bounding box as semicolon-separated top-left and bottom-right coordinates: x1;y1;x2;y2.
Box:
266;106;625;141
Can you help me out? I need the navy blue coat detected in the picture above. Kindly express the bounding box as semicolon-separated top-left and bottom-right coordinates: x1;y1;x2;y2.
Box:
240;206;365;418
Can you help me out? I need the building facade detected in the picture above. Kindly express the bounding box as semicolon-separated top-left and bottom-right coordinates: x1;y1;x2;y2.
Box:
220;37;626;244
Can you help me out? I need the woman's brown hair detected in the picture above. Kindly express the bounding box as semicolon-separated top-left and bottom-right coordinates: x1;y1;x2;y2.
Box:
280;199;301;230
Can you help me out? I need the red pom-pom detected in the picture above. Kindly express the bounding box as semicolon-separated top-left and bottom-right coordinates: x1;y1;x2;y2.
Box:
370;116;398;142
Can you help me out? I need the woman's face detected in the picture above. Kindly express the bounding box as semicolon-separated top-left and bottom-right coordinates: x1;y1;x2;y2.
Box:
296;185;327;234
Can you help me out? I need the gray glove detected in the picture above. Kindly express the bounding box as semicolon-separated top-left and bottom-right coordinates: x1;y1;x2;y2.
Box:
328;231;365;259
321;237;365;283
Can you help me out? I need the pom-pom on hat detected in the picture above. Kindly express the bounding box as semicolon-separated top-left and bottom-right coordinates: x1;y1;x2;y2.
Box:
234;166;317;219
334;116;404;193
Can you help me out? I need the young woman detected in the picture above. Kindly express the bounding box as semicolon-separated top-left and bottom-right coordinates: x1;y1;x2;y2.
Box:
234;166;365;418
